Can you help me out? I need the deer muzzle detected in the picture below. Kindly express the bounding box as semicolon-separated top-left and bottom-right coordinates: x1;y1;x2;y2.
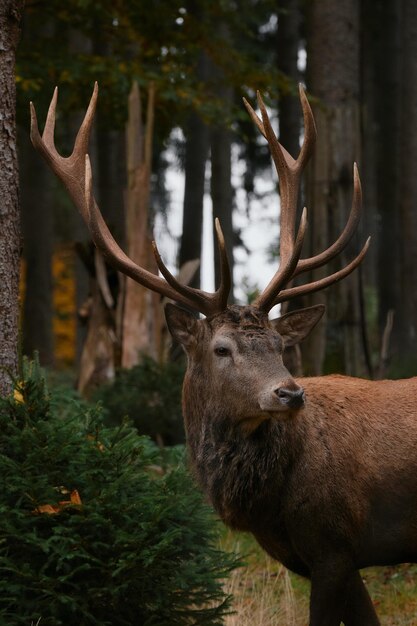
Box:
258;379;305;413
275;385;305;409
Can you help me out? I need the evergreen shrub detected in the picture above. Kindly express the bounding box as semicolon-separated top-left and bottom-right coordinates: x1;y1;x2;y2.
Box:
94;357;185;445
0;361;238;625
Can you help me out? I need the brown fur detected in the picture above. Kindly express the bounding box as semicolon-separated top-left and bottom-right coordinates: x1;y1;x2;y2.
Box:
165;303;417;626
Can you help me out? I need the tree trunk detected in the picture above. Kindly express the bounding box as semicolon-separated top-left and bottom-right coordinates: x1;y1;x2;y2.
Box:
277;0;301;161
360;0;380;376
94;26;126;247
302;105;330;375
179;52;209;290
372;0;402;370
0;1;23;395
76;252;116;396
119;82;160;368
96;128;126;245
20;129;55;366
277;0;303;375
398;0;417;372
208;28;235;299
305;0;363;376
210;120;234;298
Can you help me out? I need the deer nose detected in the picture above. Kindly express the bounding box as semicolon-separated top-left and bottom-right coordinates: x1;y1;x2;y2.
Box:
275;385;305;409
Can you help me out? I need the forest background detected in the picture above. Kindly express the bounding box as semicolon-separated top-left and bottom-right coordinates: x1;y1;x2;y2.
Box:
2;0;417;395
2;1;417;622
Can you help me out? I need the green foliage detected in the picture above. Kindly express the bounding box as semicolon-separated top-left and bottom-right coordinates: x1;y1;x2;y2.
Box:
388;355;417;380
18;0;282;131
94;356;185;445
0;361;238;625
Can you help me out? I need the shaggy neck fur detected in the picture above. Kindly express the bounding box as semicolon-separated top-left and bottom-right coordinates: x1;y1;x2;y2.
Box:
184;399;298;530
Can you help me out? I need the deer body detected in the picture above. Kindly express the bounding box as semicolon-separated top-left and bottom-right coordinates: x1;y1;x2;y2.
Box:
167;303;417;625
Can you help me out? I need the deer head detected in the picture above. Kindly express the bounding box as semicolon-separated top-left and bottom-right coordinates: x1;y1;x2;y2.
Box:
166;302;326;437
30;83;369;429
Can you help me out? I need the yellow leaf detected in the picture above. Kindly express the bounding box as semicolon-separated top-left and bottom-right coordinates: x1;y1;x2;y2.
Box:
13;387;24;404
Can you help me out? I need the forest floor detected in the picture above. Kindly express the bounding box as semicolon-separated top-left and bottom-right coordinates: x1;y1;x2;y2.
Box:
221;530;417;625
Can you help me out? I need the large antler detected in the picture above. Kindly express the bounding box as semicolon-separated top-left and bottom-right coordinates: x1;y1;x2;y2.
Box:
243;85;370;313
30;83;231;317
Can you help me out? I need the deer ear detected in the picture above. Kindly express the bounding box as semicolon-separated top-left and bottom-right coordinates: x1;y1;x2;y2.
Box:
165;303;199;348
270;304;325;347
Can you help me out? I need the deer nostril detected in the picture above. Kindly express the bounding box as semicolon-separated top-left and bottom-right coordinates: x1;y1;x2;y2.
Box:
276;387;305;409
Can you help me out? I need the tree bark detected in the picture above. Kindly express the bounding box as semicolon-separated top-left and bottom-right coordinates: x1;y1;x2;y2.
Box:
210;118;234;298
360;0;380;373
20;129;55;366
96;128;126;245
398;0;417;371
119;82;160;368
18;12;55;367
0;1;23;395
277;0;301;161
208;28;235;299
76;254;116;396
372;0;402;368
179;53;209;290
305;0;363;376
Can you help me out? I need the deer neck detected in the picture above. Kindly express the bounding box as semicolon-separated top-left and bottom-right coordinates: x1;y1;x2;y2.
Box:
183;395;300;531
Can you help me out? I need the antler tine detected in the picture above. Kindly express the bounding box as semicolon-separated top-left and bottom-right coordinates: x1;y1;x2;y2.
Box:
275;237;371;305
257;91;295;172
149;218;231;315
214;218;233;310
294;163;362;277
242;96;267;140
30;92;58;162
254;207;307;312
296;84;317;172
40;86;58;152
31;85;98;221
73;81;99;156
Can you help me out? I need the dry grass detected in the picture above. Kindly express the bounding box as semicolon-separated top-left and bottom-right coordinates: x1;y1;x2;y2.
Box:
221;534;308;626
221;531;417;626
223;561;306;626
364;565;417;625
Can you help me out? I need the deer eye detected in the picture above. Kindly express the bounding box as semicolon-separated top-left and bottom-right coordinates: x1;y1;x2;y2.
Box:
214;346;230;357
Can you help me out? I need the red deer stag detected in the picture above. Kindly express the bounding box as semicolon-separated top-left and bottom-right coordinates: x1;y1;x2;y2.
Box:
31;83;417;626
